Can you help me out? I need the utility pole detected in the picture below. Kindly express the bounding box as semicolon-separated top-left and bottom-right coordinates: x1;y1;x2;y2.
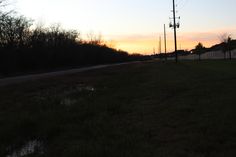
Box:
164;24;167;61
159;36;162;54
173;0;177;62
169;0;180;62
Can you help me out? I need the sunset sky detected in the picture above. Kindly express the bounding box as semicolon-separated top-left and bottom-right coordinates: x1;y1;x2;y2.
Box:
14;0;236;54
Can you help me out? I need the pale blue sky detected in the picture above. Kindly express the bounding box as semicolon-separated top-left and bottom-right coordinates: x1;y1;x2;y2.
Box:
13;0;236;53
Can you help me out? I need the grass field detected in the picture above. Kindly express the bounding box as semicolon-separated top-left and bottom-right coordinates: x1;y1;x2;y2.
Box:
1;60;236;157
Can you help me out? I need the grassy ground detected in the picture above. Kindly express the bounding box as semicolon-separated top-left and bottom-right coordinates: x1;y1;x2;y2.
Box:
0;60;236;157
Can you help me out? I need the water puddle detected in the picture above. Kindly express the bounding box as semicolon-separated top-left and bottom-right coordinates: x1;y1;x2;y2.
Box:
61;83;96;96
75;83;95;92
60;98;77;107
6;140;44;157
34;83;96;105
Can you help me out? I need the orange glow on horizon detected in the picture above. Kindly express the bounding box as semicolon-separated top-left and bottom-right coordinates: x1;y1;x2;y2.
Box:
112;30;230;55
115;38;219;55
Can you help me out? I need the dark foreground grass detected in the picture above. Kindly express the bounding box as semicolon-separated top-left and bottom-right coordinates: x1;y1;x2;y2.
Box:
0;60;236;157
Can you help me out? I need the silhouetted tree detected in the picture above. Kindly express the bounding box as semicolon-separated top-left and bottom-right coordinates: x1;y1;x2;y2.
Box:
227;36;232;60
220;33;231;60
0;0;14;17
194;42;205;61
0;10;148;76
87;32;104;45
0;14;32;48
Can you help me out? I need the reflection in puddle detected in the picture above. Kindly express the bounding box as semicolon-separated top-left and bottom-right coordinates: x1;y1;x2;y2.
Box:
60;98;77;107
61;84;96;96
7;140;44;157
76;84;95;92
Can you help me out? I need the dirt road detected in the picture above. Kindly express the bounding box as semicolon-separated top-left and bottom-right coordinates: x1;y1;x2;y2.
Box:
0;62;141;86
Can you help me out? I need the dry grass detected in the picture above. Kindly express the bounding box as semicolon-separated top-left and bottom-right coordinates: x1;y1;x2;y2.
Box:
0;60;236;157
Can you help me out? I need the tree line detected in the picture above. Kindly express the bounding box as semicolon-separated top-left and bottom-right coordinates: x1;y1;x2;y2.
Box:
161;34;235;61
0;9;148;76
193;34;234;61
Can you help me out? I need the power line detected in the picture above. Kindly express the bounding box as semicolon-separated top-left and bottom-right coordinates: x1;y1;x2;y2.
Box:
176;0;190;11
177;0;190;11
